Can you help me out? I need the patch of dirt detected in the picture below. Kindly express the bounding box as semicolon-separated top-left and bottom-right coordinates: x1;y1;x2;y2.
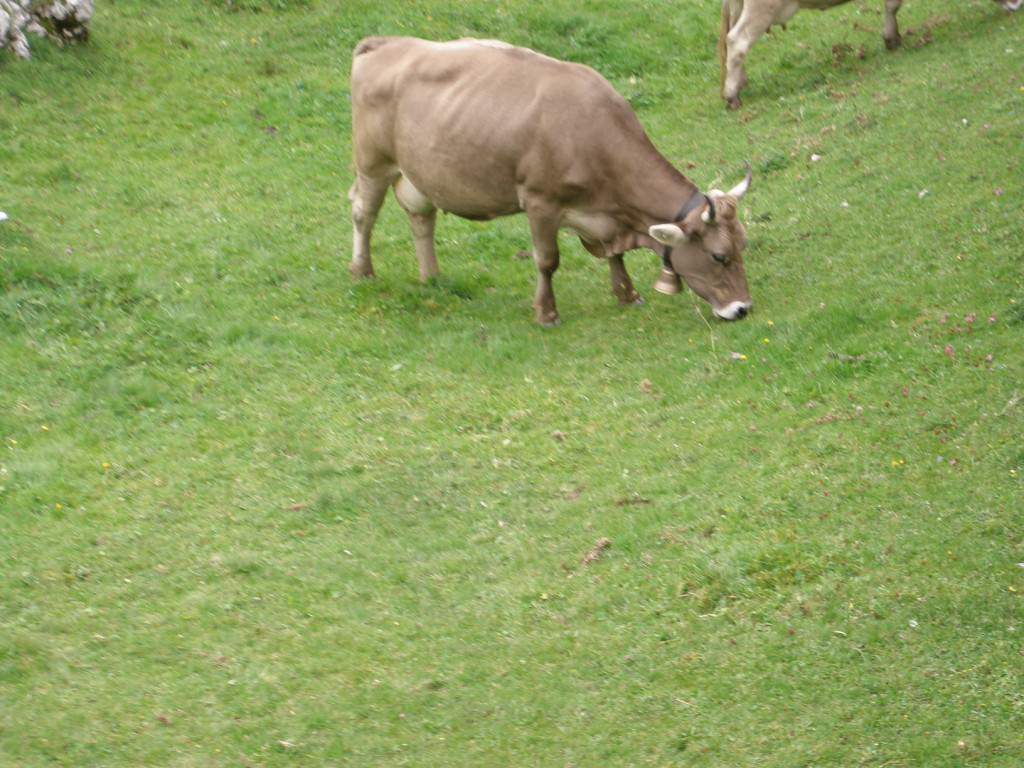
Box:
580;537;611;567
615;494;651;507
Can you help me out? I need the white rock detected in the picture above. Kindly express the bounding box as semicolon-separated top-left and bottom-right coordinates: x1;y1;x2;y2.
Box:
0;1;33;59
1;0;93;59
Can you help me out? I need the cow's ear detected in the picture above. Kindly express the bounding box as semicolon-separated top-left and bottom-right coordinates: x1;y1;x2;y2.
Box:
648;223;687;245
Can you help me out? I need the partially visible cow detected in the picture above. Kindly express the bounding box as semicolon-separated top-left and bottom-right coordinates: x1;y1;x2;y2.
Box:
349;36;755;326
719;0;1022;109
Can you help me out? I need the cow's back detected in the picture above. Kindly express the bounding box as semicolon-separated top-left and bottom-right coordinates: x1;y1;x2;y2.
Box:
350;37;652;215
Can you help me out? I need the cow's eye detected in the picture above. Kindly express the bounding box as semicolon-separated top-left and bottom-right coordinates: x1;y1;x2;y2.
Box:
711;252;728;265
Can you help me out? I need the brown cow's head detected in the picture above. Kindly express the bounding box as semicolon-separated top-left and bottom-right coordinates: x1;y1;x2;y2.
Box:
648;168;752;320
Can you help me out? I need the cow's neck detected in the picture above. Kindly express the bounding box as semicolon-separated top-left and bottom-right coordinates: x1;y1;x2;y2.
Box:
618;152;701;235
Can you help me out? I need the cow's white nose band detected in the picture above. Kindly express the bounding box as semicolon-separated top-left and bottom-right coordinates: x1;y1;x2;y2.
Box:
714;301;752;320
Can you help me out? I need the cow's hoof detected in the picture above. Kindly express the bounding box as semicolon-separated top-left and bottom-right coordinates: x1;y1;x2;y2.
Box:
725;96;742;110
884;34;902;50
349;262;375;279
536;313;561;328
617;292;644;307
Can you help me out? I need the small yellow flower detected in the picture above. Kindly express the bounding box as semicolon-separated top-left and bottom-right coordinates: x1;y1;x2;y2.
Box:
102;462;111;471
891;459;904;467
762;337;770;344
41;425;49;431
767;320;775;327
1010;586;1018;593
54;503;63;511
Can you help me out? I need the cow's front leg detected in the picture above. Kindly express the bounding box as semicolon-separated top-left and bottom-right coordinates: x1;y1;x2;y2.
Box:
525;202;562;327
393;175;440;281
348;173;393;279
608;254;643;306
723;28;757;108
883;0;903;50
722;7;777;109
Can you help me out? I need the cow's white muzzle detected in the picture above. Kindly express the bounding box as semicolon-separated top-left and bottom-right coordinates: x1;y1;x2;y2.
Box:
714;301;752;321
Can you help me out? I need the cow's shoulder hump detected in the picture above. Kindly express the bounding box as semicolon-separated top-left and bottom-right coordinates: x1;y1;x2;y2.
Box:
353;36;407;58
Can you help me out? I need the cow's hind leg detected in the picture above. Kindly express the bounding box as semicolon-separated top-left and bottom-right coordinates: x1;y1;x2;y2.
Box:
393;175;440;281
349;172;395;279
608;254;643;306
883;0;903;50
525;201;562;327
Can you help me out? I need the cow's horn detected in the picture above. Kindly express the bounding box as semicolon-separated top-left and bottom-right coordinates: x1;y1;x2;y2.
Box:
727;163;752;199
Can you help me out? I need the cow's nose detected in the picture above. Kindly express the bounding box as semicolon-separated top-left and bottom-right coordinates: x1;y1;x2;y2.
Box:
713;301;752;320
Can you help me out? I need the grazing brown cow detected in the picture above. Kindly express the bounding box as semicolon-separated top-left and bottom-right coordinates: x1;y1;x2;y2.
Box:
349;36;754;325
719;0;1022;108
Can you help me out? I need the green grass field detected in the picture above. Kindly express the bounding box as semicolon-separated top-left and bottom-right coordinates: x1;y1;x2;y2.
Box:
1;0;1022;765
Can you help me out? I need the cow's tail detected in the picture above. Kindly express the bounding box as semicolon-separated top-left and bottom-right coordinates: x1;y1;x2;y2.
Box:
718;0;739;91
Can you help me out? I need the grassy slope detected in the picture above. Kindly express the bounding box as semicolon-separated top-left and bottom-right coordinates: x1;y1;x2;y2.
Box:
1;0;1022;765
